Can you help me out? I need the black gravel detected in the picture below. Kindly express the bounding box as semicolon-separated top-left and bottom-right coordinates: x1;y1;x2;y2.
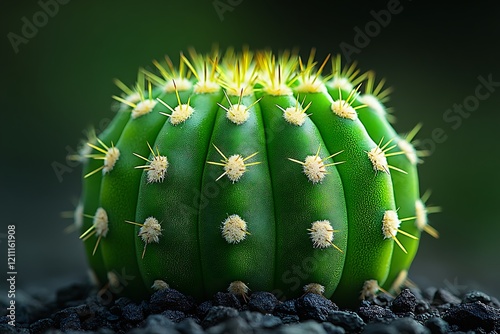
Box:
1;281;500;333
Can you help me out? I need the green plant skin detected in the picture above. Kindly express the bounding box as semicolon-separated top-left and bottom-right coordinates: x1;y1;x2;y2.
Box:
327;86;422;291
199;92;276;297
99;87;187;298
135;90;223;298
78;49;432;308
80;108;131;285
355;97;421;292
258;93;348;300
299;91;396;305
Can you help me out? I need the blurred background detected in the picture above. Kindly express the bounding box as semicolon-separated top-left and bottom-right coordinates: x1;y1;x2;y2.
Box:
1;0;499;300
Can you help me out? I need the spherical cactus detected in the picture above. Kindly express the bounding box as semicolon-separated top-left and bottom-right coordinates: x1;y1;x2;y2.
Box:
76;48;438;307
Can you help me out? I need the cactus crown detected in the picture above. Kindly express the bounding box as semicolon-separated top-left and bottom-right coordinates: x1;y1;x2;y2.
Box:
75;47;439;307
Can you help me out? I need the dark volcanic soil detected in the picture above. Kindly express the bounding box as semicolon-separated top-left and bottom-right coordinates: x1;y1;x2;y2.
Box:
1;280;500;333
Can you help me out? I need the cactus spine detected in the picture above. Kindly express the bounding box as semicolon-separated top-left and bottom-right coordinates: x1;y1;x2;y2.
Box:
76;48;438;307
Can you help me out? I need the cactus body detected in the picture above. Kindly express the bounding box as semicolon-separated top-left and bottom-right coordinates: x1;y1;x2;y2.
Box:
77;49;436;307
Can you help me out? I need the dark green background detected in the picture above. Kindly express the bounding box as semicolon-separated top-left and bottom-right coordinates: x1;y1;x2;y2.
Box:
1;0;499;299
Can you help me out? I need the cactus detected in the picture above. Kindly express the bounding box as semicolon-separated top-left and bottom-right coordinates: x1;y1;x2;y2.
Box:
75;48;438;307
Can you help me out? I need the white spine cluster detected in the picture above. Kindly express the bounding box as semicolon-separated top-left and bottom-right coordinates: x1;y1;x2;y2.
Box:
147;155;169;183
382;210;400;239
303;283;326;295
329;77;354;92
151;280;170;291
359;94;386;119
415;199;428;231
132;99;157;119
228;281;250;297
138;217;163;245
224;155;247;182
103;147;120;174
226;104;250;125
331;100;358;121
397;139;418;166
93;207;109;237
302;155;328;184
360;279;382;300
367;146;389;174
164;78;192;93
283;106;308;126
193;81;220;94
170;104;194;125
221;214;249;244
308;220;334;249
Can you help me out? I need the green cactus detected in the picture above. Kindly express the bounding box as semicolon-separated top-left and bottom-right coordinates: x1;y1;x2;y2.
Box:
75;48;438;307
